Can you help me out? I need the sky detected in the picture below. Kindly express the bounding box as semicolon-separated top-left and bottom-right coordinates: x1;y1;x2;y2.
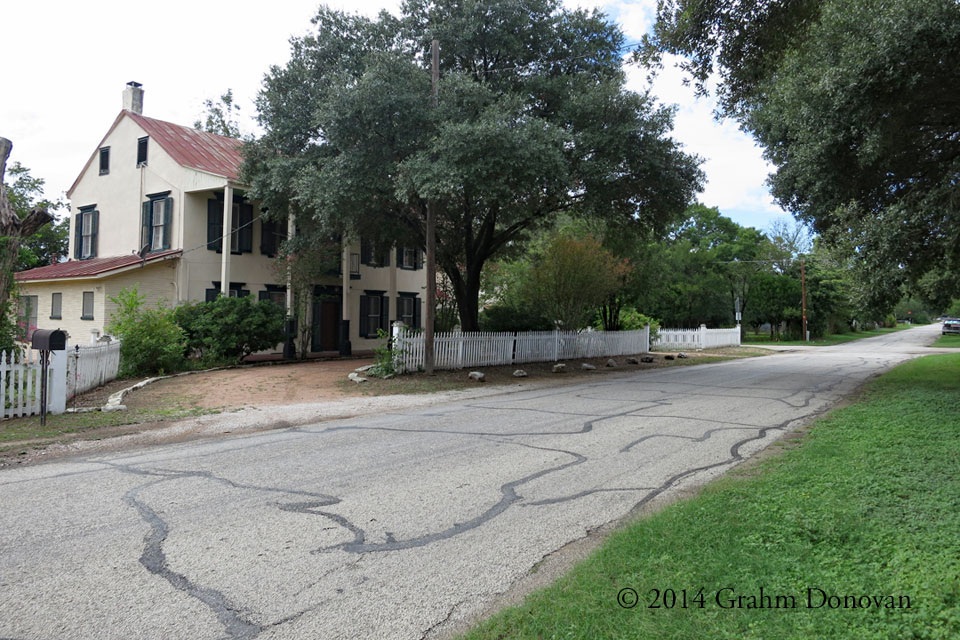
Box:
1;0;787;231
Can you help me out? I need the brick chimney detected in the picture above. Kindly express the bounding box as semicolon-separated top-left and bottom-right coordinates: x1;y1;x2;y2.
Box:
122;81;144;114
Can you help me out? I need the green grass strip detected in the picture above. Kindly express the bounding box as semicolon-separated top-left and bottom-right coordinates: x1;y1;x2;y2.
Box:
932;334;960;348
743;325;912;346
461;354;960;640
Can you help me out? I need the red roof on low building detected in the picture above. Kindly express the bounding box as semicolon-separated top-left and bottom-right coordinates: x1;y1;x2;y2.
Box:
15;250;181;282
126;112;243;180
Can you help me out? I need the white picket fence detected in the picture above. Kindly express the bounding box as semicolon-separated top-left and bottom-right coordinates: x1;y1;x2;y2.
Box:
391;325;650;373
1;348;67;418
652;325;741;350
66;341;122;399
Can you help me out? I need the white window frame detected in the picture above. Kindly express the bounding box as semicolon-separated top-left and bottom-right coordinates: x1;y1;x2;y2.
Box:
151;199;165;250
81;211;94;259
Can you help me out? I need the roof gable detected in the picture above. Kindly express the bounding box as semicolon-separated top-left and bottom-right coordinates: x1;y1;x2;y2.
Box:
67;111;244;196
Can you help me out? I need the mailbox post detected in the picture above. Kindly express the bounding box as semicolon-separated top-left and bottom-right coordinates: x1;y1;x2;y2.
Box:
31;329;67;425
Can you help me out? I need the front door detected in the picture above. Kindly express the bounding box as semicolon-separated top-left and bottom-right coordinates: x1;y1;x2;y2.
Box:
311;287;342;352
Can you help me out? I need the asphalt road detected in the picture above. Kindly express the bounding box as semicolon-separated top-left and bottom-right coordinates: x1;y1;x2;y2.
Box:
0;325;944;639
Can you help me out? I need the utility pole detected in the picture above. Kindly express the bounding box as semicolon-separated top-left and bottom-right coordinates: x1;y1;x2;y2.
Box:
800;257;808;341
423;39;439;374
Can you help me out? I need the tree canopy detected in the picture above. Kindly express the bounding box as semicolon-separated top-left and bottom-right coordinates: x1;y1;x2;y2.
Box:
244;0;703;329
644;0;960;312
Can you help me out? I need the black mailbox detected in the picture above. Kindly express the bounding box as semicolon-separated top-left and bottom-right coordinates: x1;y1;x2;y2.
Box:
32;329;67;351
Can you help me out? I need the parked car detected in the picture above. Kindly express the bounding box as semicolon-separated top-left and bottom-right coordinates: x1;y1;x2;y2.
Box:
942;318;960;335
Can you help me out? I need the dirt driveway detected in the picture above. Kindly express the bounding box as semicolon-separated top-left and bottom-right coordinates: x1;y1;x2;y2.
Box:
124;358;374;411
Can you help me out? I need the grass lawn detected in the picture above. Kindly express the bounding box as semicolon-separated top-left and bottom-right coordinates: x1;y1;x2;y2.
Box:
932;334;960;348
461;353;960;640
743;324;912;346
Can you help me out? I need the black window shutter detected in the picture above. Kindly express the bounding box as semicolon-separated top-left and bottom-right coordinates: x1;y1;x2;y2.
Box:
207;199;222;251
359;295;370;337
380;296;389;332
360;238;371;265
162;197;173;249
141;201;151;250
416;248;423;270
90;210;99;258
260;220;275;256
414;297;422;329
379;247;389;267
205;288;218;302
396;246;402;267
74;213;82;259
239;203;253;252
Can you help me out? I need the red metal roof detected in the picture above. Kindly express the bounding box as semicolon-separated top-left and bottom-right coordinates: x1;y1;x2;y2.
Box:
15;250;181;282
126;112;243;180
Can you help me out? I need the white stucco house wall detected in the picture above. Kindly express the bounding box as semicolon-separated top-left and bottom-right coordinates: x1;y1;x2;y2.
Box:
15;82;428;353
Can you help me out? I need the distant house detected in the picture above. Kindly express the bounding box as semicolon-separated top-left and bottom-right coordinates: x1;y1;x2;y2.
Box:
15;82;426;353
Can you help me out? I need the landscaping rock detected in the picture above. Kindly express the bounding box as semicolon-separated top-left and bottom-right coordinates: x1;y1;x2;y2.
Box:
664;354;675;360
347;372;368;383
677;352;689;359
626;357;640;364
468;371;486;382
606;359;617;367
552;363;566;373
354;364;375;373
581;363;597;370
640;356;655;363
382;374;395;380
512;369;528;378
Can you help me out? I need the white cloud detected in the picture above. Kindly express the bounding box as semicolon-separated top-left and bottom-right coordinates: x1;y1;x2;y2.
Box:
626;54;786;227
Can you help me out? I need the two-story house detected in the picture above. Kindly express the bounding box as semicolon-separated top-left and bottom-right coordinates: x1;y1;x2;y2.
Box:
15;82;427;353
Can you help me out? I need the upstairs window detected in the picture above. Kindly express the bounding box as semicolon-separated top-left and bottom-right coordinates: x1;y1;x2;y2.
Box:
98;147;110;175
74;206;98;259
137;136;148;166
398;246;422;270
360;238;389;267
141;193;172;252
207;197;253;253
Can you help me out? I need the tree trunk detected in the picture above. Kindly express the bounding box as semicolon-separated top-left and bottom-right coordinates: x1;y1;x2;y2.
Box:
1;137;53;318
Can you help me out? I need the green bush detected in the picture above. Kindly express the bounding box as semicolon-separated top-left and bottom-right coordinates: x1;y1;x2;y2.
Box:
479;304;552;332
107;288;186;377
175;295;285;363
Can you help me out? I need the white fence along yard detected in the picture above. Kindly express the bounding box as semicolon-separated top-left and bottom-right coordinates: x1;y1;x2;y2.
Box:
652;325;741;350
1;348;67;418
392;325;650;373
66;341;122;399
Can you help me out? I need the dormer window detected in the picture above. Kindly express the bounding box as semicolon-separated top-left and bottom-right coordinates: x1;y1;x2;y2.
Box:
137;137;148;166
98;147;110;175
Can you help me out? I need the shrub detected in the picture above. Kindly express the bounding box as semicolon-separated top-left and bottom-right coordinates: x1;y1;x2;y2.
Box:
107;287;186;376
176;295;285;363
479;304;553;332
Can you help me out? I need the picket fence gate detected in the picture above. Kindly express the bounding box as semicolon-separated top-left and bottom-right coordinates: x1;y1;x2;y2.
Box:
652;325;741;350
0;349;67;418
391;325;650;373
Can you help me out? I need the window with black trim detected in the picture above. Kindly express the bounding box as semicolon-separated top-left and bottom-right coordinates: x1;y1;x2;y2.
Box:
397;294;420;328
50;293;62;319
360;238;389;267
207;197;253;254
358;292;389;338
260;219;287;257
206;282;250;301
137;137;148;166
141;193;172;252
81;291;94;320
99;147;110;175
259;285;286;306
397;246;422;270
74;206;99;259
